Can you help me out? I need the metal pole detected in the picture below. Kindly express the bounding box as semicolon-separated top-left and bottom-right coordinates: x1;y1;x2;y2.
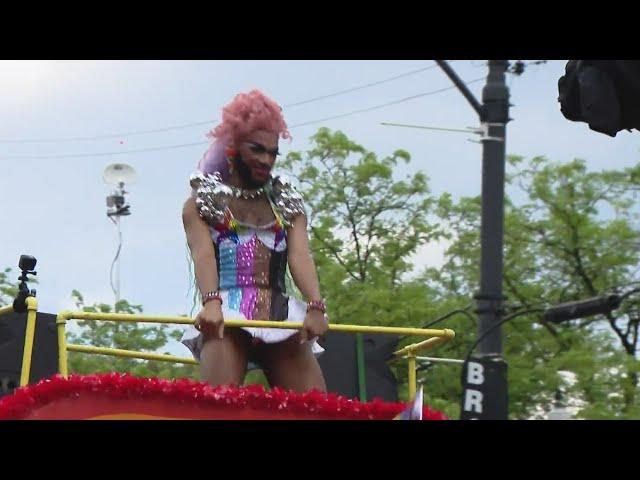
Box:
435;60;511;419
56;315;69;378
115;216;122;307
407;354;417;400
462;60;510;419
19;297;38;386
476;60;510;357
355;333;367;402
435;60;485;119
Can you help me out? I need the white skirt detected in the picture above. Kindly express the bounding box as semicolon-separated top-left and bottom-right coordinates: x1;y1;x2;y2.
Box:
181;291;325;366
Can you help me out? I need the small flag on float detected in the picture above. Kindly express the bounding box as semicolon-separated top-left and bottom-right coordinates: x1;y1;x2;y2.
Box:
394;386;423;420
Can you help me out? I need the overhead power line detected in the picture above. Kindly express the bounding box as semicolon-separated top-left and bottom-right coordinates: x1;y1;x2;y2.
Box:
0;63;441;145
0;75;485;160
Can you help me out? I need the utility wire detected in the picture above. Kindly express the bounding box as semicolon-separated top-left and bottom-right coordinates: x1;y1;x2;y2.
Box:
0;63;441;144
0;76;485;160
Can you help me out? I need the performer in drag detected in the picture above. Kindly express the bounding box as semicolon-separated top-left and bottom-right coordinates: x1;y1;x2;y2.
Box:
181;89;328;393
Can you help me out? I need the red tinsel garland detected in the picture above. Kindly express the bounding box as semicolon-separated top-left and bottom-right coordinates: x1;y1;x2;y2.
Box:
0;374;448;420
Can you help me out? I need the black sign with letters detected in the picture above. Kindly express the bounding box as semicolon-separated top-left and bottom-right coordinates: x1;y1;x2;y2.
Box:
460;355;508;420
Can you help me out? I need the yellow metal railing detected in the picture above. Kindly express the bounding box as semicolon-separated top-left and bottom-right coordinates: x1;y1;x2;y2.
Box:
66;344;199;365
391;336;456;399
3;300;456;401
56;311;455;399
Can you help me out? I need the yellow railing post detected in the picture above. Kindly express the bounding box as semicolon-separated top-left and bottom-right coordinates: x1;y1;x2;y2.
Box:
19;297;38;386
391;333;457;401
57;312;69;378
407;353;417;400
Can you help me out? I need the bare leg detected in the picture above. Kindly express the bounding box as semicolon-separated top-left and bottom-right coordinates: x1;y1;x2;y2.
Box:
200;328;251;387
259;338;327;393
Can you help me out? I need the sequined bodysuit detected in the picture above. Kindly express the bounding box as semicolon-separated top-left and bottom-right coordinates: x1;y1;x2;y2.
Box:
213;204;290;321
190;172;306;322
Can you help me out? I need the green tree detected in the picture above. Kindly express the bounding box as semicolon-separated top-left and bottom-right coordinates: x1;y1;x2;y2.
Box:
281;128;441;326
0;267;18;306
281;128;459;410
424;155;640;418
282;128;640;419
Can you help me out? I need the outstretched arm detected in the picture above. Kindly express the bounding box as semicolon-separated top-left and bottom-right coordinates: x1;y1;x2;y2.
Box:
183;197;224;338
287;214;327;342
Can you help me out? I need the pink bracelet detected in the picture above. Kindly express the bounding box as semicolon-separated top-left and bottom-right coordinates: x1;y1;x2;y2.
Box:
306;299;326;313
202;290;223;306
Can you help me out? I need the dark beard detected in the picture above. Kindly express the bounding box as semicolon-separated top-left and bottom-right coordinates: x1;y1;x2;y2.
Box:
234;154;269;189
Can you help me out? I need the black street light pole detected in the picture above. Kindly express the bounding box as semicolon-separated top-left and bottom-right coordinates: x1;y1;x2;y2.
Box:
436;60;511;419
477;60;510;356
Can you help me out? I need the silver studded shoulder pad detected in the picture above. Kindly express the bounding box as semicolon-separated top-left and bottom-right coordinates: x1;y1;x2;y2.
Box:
269;175;306;227
189;172;233;226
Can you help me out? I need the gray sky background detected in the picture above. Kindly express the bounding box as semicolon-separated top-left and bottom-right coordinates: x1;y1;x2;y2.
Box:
1;60;638;355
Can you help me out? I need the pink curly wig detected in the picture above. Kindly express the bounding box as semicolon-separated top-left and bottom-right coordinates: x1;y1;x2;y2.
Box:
197;90;290;179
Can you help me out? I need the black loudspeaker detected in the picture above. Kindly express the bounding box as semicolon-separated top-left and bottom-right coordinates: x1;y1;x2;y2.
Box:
318;332;400;402
0;312;58;398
